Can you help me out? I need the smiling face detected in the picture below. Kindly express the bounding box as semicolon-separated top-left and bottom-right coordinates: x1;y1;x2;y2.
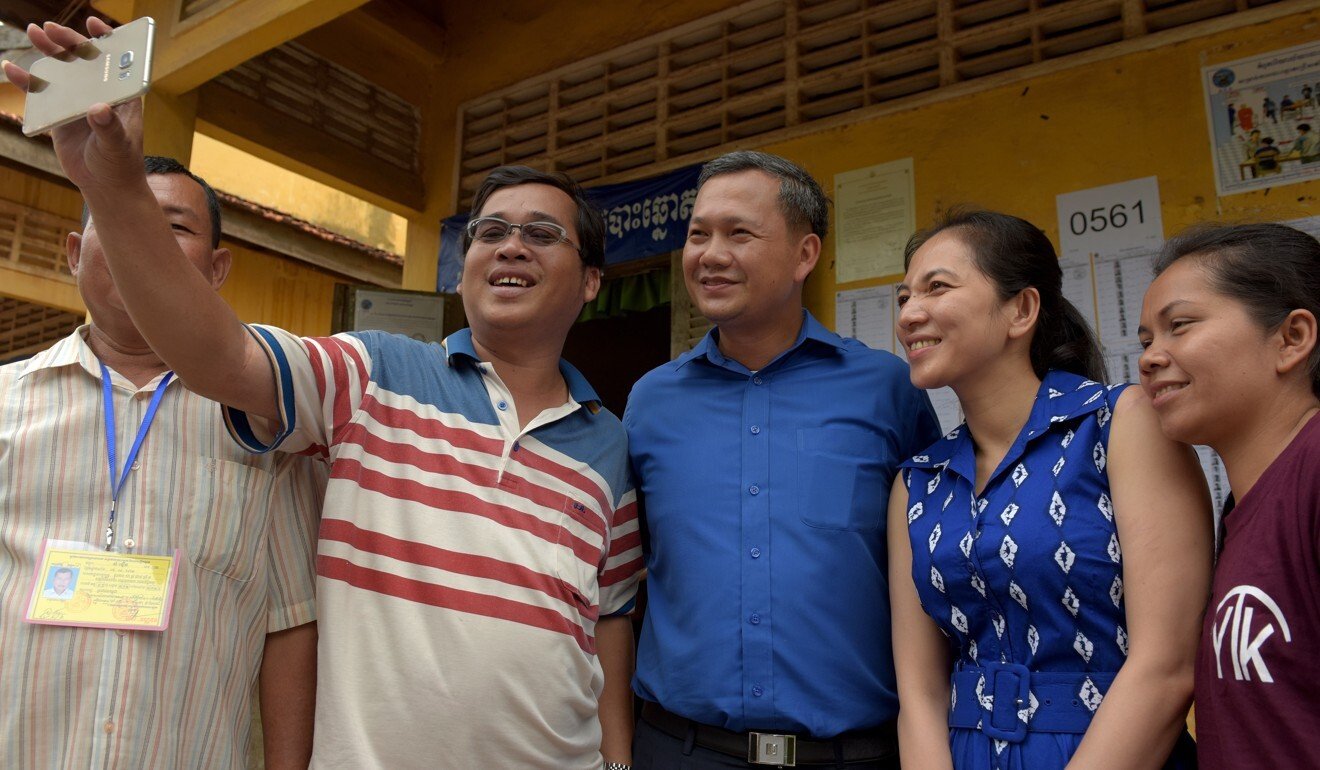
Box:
1138;257;1278;446
69;173;228;335
458;183;600;348
681;169;817;338
896;230;1026;391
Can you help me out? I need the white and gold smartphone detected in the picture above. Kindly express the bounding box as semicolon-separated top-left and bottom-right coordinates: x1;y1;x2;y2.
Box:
22;17;155;137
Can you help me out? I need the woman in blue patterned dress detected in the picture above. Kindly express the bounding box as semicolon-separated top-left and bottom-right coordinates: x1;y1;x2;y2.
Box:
886;211;1212;770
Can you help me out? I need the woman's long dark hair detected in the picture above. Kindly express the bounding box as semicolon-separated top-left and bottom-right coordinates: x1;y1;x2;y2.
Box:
904;209;1106;382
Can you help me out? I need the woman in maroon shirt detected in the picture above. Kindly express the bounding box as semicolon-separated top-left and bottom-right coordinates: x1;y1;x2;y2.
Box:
1137;223;1320;769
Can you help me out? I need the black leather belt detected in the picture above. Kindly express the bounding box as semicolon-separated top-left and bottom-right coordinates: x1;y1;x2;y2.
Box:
641;701;898;766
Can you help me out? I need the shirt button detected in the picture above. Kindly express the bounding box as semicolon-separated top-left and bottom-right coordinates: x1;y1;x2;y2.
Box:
751;685;764;697
752;376;764;386
749;613;761;625
749;485;760;496
130;460;141;471
974;529;982;539
512;442;520;452
496;400;508;411
749;547;761;558
103;720;115;734
749;425;760;435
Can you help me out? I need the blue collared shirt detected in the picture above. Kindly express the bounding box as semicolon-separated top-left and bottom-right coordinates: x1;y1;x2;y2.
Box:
625;311;941;737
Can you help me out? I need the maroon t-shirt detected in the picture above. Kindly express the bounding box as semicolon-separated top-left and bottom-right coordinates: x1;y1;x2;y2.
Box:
1195;412;1320;768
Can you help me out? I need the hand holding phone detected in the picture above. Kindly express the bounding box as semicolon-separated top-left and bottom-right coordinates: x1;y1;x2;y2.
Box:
2;18;150;195
17;16;155;137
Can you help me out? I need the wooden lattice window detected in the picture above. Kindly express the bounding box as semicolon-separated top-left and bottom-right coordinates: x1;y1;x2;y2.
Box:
457;0;1287;207
0;199;77;283
0;296;83;361
213;42;421;175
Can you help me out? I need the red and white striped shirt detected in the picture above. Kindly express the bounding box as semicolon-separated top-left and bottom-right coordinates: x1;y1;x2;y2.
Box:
226;325;644;769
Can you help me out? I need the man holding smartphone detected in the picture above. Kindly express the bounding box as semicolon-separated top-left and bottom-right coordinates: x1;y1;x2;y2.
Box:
6;18;643;769
0;147;325;767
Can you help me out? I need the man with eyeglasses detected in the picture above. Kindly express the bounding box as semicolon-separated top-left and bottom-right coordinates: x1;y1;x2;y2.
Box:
5;19;643;769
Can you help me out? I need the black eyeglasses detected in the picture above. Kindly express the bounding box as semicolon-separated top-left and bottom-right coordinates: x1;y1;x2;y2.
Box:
466;216;579;251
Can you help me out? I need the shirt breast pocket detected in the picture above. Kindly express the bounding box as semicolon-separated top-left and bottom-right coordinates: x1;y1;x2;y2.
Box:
555;497;603;611
186;458;273;582
797;426;890;532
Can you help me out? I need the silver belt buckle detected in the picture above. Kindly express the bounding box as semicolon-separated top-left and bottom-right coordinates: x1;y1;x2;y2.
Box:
748;732;796;766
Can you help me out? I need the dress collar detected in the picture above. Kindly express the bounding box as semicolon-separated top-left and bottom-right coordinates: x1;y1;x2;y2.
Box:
901;370;1117;485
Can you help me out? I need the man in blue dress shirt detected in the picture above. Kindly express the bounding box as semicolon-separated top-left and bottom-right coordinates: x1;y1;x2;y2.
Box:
624;151;941;768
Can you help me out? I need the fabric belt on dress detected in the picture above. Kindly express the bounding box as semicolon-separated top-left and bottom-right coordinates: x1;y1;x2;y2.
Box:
641;701;898;766
948;662;1118;744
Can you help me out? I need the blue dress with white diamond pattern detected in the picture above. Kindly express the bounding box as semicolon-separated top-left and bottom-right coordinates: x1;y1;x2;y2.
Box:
899;370;1196;769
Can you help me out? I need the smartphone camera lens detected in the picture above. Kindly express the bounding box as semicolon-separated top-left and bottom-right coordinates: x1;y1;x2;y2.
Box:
119;51;134;69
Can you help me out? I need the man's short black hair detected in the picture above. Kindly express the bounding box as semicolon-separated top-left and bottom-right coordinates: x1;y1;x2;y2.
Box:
81;156;223;249
466;166;606;270
53;567;73;578
697;150;830;240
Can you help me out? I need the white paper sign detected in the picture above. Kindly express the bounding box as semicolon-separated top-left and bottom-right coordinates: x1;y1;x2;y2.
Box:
835;285;896;353
1056;177;1164;262
352;289;445;343
834;159;916;283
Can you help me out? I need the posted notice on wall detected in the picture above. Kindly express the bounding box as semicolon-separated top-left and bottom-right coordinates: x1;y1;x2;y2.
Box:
1202;40;1320;196
833;159;915;283
835;283;961;435
1055;176;1165;354
348;288;445;343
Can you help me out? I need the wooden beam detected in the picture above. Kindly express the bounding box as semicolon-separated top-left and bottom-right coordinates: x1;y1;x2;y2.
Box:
144;0;369;95
142;89;198;162
401;218;439;292
0;128;64;180
220;202;401;288
356;1;447;74
197;83;425;213
0;265;85;314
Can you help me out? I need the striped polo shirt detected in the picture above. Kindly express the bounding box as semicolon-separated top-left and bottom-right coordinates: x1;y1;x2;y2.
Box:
225;326;644;769
0;328;323;769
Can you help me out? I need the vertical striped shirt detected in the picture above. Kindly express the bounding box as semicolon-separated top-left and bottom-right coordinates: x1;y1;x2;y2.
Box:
224;326;644;769
0;328;323;770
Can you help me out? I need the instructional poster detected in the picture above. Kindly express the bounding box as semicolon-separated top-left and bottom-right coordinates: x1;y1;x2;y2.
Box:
833;159;915;283
1202;40;1320;196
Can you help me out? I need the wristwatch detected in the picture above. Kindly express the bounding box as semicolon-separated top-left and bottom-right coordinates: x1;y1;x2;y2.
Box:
604;763;631;770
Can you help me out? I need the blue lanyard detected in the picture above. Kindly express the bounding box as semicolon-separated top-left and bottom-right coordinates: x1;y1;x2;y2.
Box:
100;363;174;550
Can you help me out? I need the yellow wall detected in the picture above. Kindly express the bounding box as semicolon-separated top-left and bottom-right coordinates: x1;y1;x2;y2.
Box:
220;240;340;334
0;163;341;335
190;133;407;256
741;10;1320;327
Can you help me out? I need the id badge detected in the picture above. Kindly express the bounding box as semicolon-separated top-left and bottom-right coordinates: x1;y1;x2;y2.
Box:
24;539;179;631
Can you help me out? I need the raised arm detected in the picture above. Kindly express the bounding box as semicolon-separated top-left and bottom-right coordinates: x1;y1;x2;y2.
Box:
887;474;956;770
1064;388;1212;769
4;21;279;420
